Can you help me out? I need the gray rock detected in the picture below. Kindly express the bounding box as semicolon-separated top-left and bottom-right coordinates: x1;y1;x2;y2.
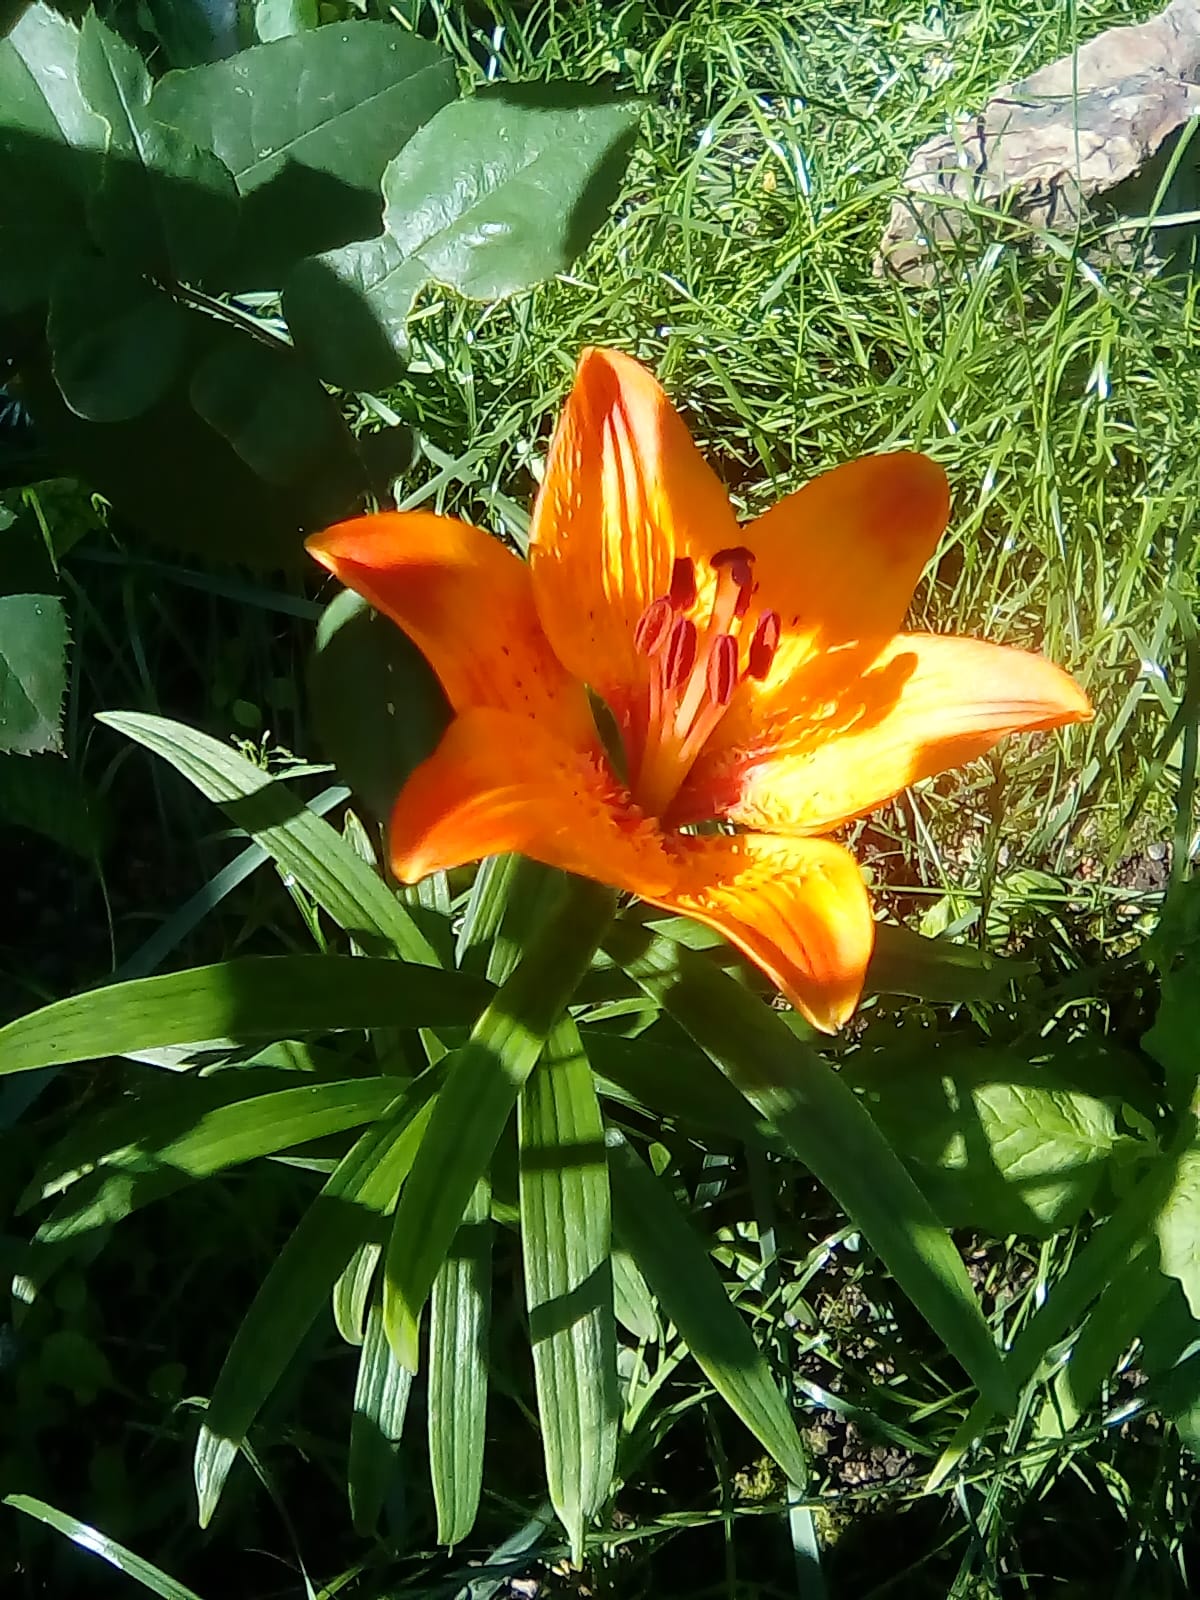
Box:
876;0;1200;283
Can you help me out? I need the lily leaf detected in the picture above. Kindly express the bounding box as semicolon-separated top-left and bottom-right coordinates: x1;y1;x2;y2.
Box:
195;1080;436;1525
606;1127;808;1485
349;1297;414;1535
98;712;437;963
382;877;616;1371
0;955;487;1076
605;921;1013;1415
519;1019;617;1564
427;1177;491;1547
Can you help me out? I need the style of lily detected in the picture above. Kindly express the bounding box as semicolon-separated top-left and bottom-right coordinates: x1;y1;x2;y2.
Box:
308;348;1090;1032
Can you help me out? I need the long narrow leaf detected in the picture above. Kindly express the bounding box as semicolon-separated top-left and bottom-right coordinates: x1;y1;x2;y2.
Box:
382;877;616;1370
606;922;1012;1415
0;955;488;1076
428;1177;492;1546
195;1079;437;1525
99;712;436;963
606;1128;808;1484
349;1298;414;1535
519;1019;617;1564
5;1494;204;1600
36;1079;400;1244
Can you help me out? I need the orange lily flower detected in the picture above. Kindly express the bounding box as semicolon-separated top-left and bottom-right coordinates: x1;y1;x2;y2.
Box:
308;349;1090;1032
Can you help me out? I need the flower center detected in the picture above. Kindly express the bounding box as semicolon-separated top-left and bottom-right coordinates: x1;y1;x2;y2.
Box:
630;548;780;817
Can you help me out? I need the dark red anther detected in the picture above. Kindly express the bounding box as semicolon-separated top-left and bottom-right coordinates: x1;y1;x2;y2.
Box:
634;597;673;656
664;618;697;689
710;545;756;570
707;633;739;706
747;610;781;680
668;556;697;611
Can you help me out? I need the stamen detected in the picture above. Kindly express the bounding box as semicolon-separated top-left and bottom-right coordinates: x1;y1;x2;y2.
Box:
669;557;696;611
664;618;697;689
634;597;673;656
707;634;738;706
748;610;781;679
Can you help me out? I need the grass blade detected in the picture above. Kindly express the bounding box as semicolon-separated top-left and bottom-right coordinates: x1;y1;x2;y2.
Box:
0;955;488;1076
606;921;1013;1416
519;1018;617;1564
382;876;616;1370
428;1177;492;1547
98;711;436;963
606;1128;808;1485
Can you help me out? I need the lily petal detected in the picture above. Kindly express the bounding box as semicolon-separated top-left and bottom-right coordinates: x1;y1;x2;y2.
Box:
308;511;595;747
389;706;678;897
743;451;951;678
677;633;1092;835
655;832;875;1033
529;347;741;736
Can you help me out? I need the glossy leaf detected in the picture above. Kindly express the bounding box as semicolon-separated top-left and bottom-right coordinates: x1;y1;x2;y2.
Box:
5;1494;203;1600
606;1129;808;1484
285;86;643;390
151;23;455;281
427;1178;491;1546
519;1020;617;1563
606;921;1013;1415
0;955;486;1076
189;334;362;492
195;1083;436;1524
308;589;450;823
35;1078;402;1245
383;877;616;1371
253;0;318;42
98;712;437;963
1157;1137;1200;1318
0;6;104;154
48;258;190;422
0;593;68;755
78;14;237;284
349;1298;413;1535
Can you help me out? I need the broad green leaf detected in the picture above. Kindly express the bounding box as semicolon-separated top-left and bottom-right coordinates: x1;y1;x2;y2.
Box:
189;334;361;492
1157;1136;1200;1318
78;14;237;284
611;1248;658;1343
606;922;1013;1415
606;1129;808;1484
383;876;616;1370
381;88;642;299
151;23;455;281
35;1078;402;1244
0;5;105;311
196;1082;436;1524
5;1494;203;1600
1139;1279;1200;1458
0;593;68;755
428;1177;491;1547
308;590;449;822
519;1021;617;1563
350;1297;413;1535
98;712;437;963
865;922;1033;1003
285;86;643;390
48;258;190;422
19;344;324;569
841;1050;1120;1237
333;1242;381;1346
585;1025;767;1147
0;955;486;1076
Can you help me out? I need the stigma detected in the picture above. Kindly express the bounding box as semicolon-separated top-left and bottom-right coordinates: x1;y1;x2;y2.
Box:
630;548;780;816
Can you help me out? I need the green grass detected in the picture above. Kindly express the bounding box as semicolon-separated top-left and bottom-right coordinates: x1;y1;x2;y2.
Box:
5;0;1200;1595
